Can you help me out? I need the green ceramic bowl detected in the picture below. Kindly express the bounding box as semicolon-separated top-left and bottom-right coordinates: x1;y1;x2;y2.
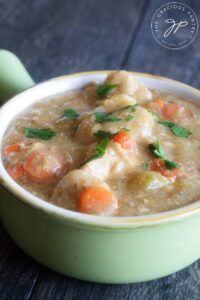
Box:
0;50;200;283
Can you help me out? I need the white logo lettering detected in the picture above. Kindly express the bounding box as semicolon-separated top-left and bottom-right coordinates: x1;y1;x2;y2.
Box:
164;19;188;37
151;2;199;50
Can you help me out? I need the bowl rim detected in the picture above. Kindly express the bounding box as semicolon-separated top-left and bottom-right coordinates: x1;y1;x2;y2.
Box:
0;70;200;229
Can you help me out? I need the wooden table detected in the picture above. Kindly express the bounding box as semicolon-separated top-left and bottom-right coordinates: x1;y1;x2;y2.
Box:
0;0;200;299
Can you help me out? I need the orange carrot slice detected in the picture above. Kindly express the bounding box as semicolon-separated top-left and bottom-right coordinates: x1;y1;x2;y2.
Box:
113;132;135;150
8;164;24;180
149;98;191;121
162;103;181;120
4;143;21;155
24;150;63;182
149;97;165;110
78;187;117;215
151;158;182;180
161;168;182;180
151;158;165;172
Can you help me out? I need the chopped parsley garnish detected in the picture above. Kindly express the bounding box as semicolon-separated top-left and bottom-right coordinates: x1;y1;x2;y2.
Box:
148;139;180;170
94;130;114;139
125;115;134;122
131;104;139;112
119;104;138;113
159;120;192;137
25;128;56;140
148;109;192;138
97;84;118;97
112;104;138;114
94;104;138;124
64;108;79;120
94;111;122;123
148;110;162;120
164;159;180;170
94;128;130;139
121;128;130;132
148;140;166;159
81;138;109;165
143;161;150;170
97;138;109;154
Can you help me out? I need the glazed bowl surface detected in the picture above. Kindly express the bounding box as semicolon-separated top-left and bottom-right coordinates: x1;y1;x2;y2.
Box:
0;65;200;283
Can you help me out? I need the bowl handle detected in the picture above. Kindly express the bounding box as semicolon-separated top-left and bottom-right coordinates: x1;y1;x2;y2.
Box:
0;50;35;104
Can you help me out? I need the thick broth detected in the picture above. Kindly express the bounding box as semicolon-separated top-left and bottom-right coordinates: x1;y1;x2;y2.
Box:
2;71;200;216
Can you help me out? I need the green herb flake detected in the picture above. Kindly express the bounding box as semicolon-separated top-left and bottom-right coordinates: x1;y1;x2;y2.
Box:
125;115;134;122
94;128;131;140
164;159;180;170
112;104;138;114
81;138;109;165
159;120;192;138
131;104;139;112
97;84;118;98
171;125;192;137
94;130;113;139
64;108;79;120
121;128;130;132
94;103;138;124
159;121;174;127
148;139;166;159
81;154;101;165
94;111;122;123
148;139;180;170
143;162;150;170
148;110;162;120
97;138;109;154
25;128;56;140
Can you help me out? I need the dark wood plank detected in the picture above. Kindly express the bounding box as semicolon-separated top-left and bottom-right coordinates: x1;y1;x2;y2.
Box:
28;1;200;299
1;0;200;299
0;222;40;300
123;0;200;88
117;0;200;298
0;0;147;82
30;260;200;300
28;7;200;293
0;0;147;299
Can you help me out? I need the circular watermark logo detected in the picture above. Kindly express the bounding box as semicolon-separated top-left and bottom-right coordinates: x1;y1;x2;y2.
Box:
151;2;199;50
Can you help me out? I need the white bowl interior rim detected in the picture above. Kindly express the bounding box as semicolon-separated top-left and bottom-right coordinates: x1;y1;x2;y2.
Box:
0;71;200;228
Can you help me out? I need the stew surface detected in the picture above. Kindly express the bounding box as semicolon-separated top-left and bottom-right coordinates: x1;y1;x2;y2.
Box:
2;71;200;216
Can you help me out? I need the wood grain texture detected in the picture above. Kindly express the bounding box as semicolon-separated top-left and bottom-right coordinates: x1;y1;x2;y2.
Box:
0;223;40;300
29;260;200;300
123;0;200;88
0;0;146;82
0;0;200;299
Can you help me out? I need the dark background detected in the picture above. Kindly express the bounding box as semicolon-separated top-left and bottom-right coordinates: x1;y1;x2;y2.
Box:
0;0;200;299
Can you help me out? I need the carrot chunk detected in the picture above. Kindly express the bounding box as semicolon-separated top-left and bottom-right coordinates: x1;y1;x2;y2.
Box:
162;103;181;120
151;158;165;172
78;187;118;215
24;150;63;182
149;98;189;121
4;143;21;155
161;168;182;180
8;164;24;180
113;132;135;150
151;158;182;180
149;97;165;110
